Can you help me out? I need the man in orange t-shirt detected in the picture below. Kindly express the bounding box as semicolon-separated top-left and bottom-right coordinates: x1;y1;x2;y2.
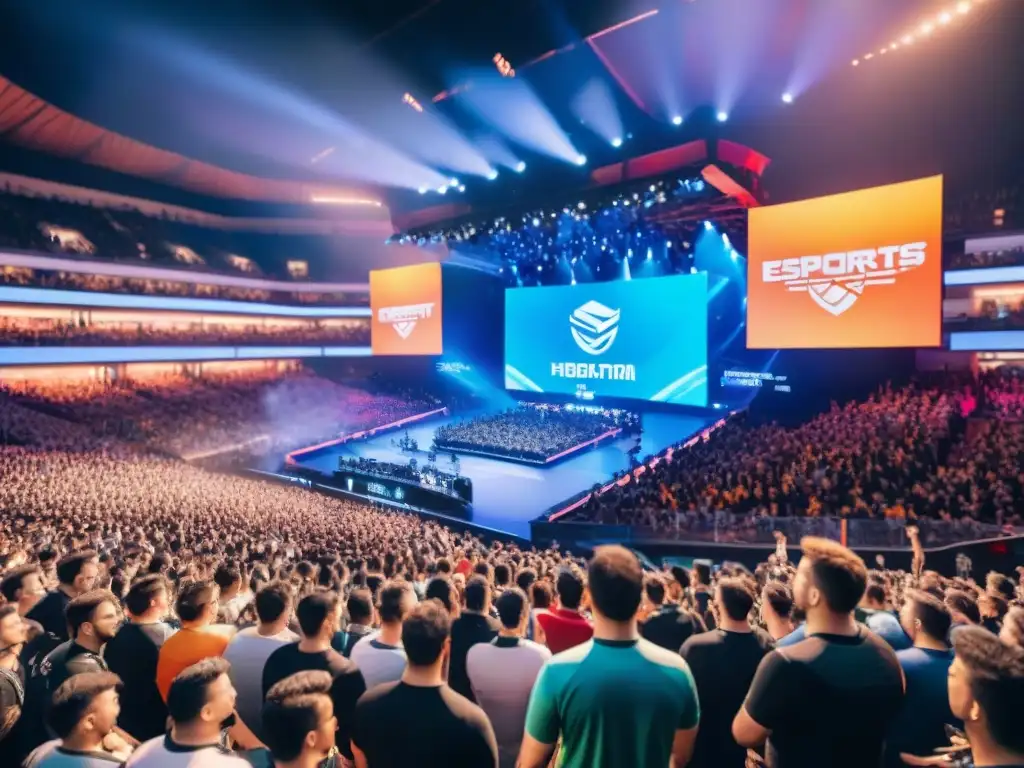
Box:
156;580;233;700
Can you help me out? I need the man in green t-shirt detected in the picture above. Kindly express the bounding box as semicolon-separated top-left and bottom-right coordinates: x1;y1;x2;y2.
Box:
519;545;700;768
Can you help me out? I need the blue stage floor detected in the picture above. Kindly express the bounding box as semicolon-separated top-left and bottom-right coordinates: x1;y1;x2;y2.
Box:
295;411;717;539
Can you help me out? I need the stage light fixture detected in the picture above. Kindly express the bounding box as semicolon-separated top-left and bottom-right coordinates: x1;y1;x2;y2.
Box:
716;111;728;122
449;178;459;187
532;218;540;227
457;185;466;193
487;170;499;181
514;161;527;173
902;35;914;44
418;187;428;194
782;92;793;104
611;137;623;148
704;220;713;230
921;22;934;35
852;59;860;66
672;115;683;126
574;154;587;166
939;11;952;23
956;1;970;13
436;186;448;194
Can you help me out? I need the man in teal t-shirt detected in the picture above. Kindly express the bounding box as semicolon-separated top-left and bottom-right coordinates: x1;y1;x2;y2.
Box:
519;546;700;768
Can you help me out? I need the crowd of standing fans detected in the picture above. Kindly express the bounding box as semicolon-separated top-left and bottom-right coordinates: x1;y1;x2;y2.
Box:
1;370;438;460
577;382;1024;535
434;406;638;462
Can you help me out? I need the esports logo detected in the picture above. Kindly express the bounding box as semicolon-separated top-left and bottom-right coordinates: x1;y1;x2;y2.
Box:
761;242;927;317
377;302;435;339
570;301;621;355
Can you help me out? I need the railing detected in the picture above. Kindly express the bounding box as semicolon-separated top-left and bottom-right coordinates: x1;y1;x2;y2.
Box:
535;513;1017;550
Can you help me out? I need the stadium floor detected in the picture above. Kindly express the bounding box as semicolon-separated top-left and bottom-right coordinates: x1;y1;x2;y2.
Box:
294;411;717;539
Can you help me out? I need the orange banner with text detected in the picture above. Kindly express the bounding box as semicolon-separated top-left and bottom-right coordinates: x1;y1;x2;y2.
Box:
746;176;943;349
370;262;443;356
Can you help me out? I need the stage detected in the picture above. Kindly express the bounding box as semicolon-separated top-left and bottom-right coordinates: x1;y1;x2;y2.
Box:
291;409;718;539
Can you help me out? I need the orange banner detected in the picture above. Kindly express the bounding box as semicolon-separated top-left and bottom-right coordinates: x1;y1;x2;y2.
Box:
370;262;443;356
747;176;943;349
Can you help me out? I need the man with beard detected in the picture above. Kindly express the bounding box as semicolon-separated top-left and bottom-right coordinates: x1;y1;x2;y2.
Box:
733;538;904;768
41;591;121;697
126;658;250;767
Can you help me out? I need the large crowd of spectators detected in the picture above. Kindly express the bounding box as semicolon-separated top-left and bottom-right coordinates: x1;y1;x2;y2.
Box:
979;366;1024;420
575;383;1024;536
433;406;638;462
946;245;1024;271
0;318;370;347
0;449;1021;768
1;370;438;460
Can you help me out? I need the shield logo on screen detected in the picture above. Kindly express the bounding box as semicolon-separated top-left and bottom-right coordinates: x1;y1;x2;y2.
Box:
570;301;620;355
807;279;865;316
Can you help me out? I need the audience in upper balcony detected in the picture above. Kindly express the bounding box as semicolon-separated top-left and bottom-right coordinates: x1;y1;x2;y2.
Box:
0;317;370;347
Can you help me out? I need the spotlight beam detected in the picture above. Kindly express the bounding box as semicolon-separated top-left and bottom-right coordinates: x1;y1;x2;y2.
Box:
586;39;648;113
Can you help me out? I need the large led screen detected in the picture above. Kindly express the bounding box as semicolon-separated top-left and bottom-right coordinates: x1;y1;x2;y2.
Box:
746;175;943;349
505;273;708;405
370;262;443;356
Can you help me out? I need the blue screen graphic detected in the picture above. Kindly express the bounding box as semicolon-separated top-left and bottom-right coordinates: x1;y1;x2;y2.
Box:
504;274;708;405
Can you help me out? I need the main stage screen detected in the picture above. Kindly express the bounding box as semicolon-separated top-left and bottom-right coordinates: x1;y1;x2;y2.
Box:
370;262;443;356
504;273;708;405
746;175;943;349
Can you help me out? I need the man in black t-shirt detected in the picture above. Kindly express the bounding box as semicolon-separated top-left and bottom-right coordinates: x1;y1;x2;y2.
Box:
641;575;705;652
350;600;498;767
262;590;366;764
681;577;772;768
26;552;99;642
733;537;904;768
104;575;175;742
41;591;120;697
448;576;498;702
946;626;1024;768
691;563;716;630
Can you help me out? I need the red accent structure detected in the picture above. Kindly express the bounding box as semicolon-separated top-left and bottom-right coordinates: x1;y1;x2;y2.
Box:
586;39;648;113
392;204;471;232
590;140;709;186
702;164;761;208
718;140;772;177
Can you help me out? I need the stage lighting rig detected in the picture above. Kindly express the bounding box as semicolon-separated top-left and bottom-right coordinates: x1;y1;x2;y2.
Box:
403;93;424;113
493;52;515;78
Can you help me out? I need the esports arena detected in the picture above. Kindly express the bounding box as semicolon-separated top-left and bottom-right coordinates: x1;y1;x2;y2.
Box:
0;0;1021;573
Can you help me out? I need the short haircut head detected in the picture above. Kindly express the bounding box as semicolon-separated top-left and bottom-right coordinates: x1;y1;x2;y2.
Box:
644;576;666;606
262;671;333;762
953;626;1024;752
124;574;168;617
1;565;41;602
493;563;511;587
175;580;218;622
587;545;643;623
495;588;528;630
717;577;756;621
378;581;412;624
255;582;293;625
864;583;887;606
295;590;340;638
464;575;490;613
56;551;97;586
48;672;122;739
66;590;117;637
905;590;952;641
515;567;537;593
946;589;981;624
555;567;585;610
403;601;451;667
166;657;231;725
530;581;552;609
346;587;373;625
800;537;867;614
424;577;454;613
763;582;793;619
986;572;1016;601
213;564;241;591
693;562;712;586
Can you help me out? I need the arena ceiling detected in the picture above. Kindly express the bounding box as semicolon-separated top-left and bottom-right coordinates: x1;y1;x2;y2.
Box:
0;0;1019;211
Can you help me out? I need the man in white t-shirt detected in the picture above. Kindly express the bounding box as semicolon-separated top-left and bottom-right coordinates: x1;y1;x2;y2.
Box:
222;582;297;743
349;581;413;690
467;587;551;768
126;658;249;768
